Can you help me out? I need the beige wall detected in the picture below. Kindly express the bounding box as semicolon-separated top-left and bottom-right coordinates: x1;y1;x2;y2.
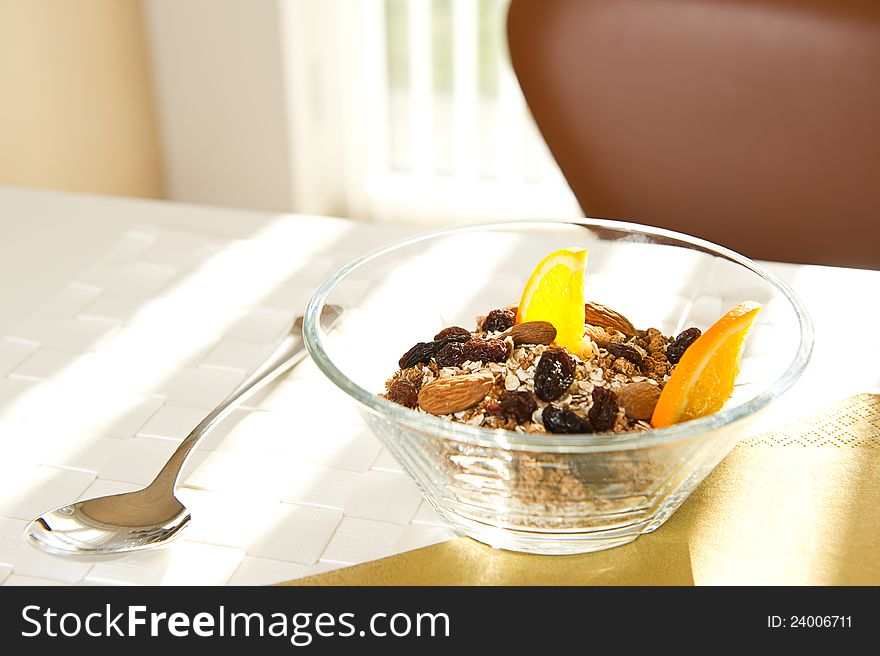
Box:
0;0;162;198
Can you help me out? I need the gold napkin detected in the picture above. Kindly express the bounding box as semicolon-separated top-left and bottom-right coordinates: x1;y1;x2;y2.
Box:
282;394;880;586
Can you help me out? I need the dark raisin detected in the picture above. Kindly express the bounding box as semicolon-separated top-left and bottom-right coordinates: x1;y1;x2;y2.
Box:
461;338;509;363
605;341;643;365
488;391;537;423
534;350;576;401
386;380;419;408
666;327;702;364
398;341;436;369
542;405;592;434
482;309;515;333
435;335;471;350
399;328;474;369
588;386;619;432
435;341;467;367
434;326;471;341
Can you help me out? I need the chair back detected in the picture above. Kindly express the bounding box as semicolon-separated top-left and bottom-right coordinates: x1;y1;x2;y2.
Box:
508;0;880;268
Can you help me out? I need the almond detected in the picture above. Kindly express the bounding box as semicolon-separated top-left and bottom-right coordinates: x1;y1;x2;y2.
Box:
418;372;495;415
500;321;557;345
617;382;661;421
584;302;637;338
584;324;611;347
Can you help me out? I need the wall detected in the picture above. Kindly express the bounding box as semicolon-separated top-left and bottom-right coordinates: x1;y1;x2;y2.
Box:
0;0;162;198
141;0;295;212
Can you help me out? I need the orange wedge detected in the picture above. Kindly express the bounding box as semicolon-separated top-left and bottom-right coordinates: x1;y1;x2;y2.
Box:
516;248;588;356
651;301;762;427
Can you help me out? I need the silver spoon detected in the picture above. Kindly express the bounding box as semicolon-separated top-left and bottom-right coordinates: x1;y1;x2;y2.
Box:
24;305;341;556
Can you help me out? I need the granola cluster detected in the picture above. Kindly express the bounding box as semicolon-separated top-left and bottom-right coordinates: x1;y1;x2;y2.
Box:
381;303;699;435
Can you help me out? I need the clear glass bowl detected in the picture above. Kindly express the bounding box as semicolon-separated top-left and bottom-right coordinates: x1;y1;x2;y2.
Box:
303;221;813;554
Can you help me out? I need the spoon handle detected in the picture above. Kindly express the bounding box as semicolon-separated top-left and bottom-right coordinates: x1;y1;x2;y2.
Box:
149;316;308;493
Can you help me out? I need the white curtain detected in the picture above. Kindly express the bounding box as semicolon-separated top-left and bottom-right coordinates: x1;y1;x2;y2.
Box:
144;0;581;225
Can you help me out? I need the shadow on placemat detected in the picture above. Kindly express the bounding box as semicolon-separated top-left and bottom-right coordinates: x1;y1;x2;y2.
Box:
281;394;880;586
285;533;694;586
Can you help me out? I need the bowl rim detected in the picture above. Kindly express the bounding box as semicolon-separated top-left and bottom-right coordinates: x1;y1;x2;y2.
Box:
304;218;814;453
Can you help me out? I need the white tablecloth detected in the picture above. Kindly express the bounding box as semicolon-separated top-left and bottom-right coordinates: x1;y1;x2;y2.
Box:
0;187;877;586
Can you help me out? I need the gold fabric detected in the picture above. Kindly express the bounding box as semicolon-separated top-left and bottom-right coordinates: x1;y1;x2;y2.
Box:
282;394;880;586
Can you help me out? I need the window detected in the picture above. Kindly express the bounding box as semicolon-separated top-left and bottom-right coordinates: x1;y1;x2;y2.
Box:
283;0;581;224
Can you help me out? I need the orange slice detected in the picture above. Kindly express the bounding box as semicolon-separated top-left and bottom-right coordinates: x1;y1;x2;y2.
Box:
651;301;762;428
516;248;588;356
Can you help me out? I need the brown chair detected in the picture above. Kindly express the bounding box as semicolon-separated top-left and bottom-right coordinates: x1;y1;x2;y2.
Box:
508;0;880;268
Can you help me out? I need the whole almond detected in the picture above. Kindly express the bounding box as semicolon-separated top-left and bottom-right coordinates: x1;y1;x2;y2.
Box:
500;321;557;345
584;302;637;338
617;382;661;421
418;372;495;415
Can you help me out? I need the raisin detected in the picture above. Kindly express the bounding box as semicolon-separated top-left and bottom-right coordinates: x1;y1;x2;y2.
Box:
399;328;473;369
534;350;576;401
435;341;467;367
387;379;419;408
434;326;472;342
606;341;643;364
461;338;509;363
398;341;436;369
482;309;515;333
542;405;592;434
666;327;702;364
488;391;537;423
588;386;619;432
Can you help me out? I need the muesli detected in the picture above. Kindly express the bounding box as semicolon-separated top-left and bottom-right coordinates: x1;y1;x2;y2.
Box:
382;302;701;435
374;247;760;532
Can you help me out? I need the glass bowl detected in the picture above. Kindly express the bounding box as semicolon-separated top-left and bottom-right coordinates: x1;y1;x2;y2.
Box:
303;221;813;555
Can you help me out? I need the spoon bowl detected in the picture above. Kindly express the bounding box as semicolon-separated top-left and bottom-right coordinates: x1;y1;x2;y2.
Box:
27;491;190;556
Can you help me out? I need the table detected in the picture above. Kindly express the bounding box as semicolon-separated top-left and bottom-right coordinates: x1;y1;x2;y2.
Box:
0;187;878;586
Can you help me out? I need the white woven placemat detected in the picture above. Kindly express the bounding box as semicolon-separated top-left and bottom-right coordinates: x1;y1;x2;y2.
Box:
0;224;455;586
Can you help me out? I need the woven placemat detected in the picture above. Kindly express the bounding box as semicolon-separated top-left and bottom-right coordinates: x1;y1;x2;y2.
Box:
282;394;880;586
